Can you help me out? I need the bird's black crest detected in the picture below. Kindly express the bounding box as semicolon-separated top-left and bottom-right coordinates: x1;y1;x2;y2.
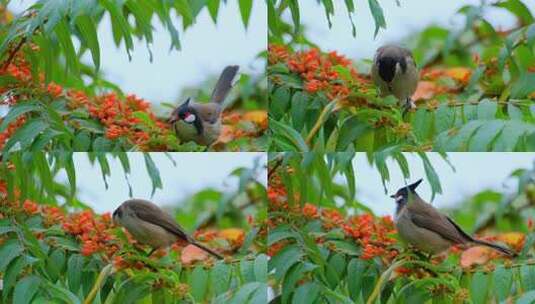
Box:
390;178;423;201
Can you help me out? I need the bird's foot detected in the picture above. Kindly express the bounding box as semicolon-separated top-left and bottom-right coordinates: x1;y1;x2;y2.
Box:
401;98;416;114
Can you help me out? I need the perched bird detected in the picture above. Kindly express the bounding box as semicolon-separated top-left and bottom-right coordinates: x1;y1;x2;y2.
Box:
371;45;419;110
168;65;240;146
391;179;516;256
113;199;223;259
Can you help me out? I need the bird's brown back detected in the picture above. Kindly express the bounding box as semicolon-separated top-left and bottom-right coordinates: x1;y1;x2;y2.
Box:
406;196;470;245
123;199;191;242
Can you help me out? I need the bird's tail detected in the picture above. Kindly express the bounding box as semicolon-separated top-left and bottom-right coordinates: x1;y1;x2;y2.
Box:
210;65;239;105
190;240;224;259
472;239;517;257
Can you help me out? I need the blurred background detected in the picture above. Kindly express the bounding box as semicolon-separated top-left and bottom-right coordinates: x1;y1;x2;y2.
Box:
353;152;535;216
283;0;535;61
8;1;267;106
55;152;267;214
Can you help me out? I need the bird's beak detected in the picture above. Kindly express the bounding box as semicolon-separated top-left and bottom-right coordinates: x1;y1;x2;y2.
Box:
168;115;179;124
389;194;396;198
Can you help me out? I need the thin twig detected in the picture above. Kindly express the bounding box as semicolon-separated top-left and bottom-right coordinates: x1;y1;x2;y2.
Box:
1;37;26;71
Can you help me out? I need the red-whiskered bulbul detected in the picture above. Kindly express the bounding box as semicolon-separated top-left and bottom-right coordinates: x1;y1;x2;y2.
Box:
391;179;516;256
168;65;239;146
113;199;223;259
371;45;419;110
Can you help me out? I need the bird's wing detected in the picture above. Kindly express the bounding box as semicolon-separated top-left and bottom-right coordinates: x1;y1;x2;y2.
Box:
192;102;221;124
211;65;239;105
130;200;190;241
407;201;468;244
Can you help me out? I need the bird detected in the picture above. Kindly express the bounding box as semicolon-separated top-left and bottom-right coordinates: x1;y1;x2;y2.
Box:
168;65;240;146
112;199;223;259
371;45;419;111
391;179;516;256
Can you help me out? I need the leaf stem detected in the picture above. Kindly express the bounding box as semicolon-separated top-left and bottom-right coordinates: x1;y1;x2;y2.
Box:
83;264;114;304
305;100;340;146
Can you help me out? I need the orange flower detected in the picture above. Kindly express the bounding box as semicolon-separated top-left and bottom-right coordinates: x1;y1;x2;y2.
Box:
22;199;39;215
302;203;318;219
269;44;356;102
113;255;129;270
46;82;63;98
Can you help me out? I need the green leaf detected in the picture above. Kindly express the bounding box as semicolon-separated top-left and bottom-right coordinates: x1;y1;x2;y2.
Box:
337;117;369;151
293;282;320;304
75;15;100;70
229;282;264;304
495;0;534;25
54;20;79;75
238;0;253;28
254;254;268;282
493;120;530;151
211;262;231;296
3;256;29;301
418;152;442;200
3;119;48;154
291;92;308;131
411;108;433;140
508;103;524;120
493;265;512;302
101;0;133;58
13;275;41;304
517;290;535;304
271;86;291;119
0;102;41;132
268;244;303;281
175;0;194;29
287;0;300;34
521;264;535;291
190;266;208;301
368;0;386;38
46;249;65;282
206;0;220;23
143;153;163;197
511;72;535;98
477;99;497;120
470;272;489;304
468;120;504;151
0;240;24;272
269;118;309;152
347;258;367;301
268;225;296;246
67;254;84;293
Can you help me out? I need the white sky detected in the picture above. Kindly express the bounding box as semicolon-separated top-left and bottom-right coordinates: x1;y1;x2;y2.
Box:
355;153;535;216
56;153;267;214
8;1;267;104
295;0;535;60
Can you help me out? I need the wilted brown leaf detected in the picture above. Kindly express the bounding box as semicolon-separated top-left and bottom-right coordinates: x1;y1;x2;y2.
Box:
181;244;209;265
412;81;438;101
460;246;492;268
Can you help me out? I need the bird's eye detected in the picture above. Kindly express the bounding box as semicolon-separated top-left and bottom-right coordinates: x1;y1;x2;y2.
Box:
395;195;403;203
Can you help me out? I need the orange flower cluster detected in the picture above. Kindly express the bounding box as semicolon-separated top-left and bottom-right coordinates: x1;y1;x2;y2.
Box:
268;178;398;261
343;214;397;260
88;93;168;147
22;199;39;215
303;203;319;219
269;44;357;101
0;54;173;151
0;116;26;150
63;210;117;257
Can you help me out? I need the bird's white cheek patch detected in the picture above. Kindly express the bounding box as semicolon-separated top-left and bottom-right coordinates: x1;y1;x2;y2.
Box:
395;195;403;203
184;114;196;123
